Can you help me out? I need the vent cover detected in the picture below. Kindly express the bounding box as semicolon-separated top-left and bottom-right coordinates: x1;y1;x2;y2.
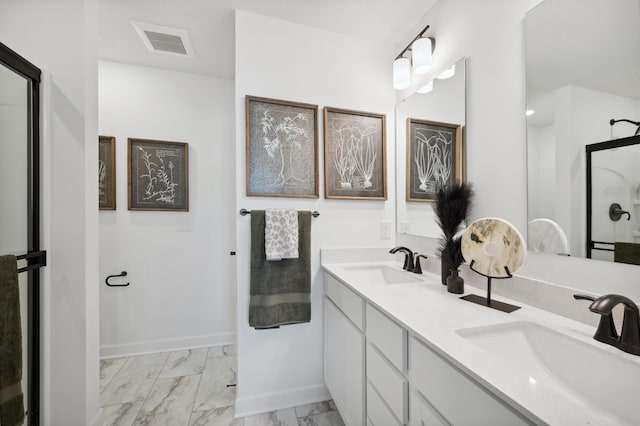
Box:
131;21;195;58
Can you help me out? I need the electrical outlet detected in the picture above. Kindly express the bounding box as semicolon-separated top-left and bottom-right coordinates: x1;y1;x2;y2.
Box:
380;220;391;240
176;215;192;231
400;221;410;234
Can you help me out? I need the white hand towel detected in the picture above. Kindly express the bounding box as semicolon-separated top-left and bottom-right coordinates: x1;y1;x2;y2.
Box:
265;209;299;261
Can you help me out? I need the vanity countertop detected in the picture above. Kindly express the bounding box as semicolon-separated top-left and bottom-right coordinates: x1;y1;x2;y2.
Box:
322;255;640;426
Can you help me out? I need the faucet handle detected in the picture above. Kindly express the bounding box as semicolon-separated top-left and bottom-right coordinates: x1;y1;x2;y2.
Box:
413;254;428;274
574;294;619;345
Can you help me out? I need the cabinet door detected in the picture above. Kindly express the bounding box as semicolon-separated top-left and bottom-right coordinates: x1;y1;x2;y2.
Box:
325;297;365;426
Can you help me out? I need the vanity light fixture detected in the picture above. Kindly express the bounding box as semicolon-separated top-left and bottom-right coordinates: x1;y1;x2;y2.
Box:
393;57;411;90
437;64;455;79
412;37;433;74
393;24;435;90
417;80;434;94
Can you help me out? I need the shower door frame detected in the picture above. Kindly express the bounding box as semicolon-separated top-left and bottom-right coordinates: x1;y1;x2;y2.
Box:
586;135;640;259
0;41;44;426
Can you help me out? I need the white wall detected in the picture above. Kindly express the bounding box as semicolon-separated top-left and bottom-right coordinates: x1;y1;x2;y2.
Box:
98;61;236;357
527;124;555;221
234;10;396;415
0;70;28;252
0;0;99;424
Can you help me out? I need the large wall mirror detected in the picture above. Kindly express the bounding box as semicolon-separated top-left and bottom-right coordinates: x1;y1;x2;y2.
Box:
396;56;466;237
525;0;640;264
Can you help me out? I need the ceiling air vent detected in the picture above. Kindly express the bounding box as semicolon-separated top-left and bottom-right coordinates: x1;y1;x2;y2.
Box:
131;21;196;58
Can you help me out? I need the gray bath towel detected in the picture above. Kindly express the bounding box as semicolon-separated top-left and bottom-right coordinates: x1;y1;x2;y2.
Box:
0;255;25;426
250;210;311;328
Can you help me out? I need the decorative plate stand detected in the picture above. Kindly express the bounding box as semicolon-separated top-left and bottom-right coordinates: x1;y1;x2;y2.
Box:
460;217;527;313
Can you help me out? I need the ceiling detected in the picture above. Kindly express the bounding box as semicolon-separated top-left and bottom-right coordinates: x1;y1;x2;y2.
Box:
525;0;640;127
98;0;436;79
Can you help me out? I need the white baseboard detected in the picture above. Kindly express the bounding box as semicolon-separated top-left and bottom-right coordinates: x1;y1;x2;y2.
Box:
234;383;330;418
100;332;236;359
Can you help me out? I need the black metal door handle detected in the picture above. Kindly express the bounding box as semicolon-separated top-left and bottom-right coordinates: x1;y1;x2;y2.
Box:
106;271;129;287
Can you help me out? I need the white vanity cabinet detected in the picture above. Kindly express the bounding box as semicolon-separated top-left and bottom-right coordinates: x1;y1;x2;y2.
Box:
324;270;533;426
324;273;365;426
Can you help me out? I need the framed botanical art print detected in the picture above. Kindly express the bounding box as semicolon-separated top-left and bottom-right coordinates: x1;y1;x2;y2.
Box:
407;118;463;202
245;95;319;198
128;138;189;211
98;135;116;210
324;107;387;200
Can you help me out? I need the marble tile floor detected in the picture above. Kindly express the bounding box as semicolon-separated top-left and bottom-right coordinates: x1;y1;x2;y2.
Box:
98;344;344;426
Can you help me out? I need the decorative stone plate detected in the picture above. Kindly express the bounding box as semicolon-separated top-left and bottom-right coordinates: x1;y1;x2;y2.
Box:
461;217;526;278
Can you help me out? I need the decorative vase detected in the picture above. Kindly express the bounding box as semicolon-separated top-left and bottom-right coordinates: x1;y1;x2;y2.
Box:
440;255;453;285
447;269;464;294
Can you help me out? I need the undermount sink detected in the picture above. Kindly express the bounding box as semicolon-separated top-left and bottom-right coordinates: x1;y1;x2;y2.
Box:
341;264;419;285
456;321;640;425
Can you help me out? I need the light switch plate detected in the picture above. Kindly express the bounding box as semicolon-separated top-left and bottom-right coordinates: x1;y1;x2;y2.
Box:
380;221;391;240
400;221;410;234
176;215;192;231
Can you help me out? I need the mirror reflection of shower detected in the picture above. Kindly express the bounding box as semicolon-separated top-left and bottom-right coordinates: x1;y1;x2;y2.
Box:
587;136;640;264
610;118;640;138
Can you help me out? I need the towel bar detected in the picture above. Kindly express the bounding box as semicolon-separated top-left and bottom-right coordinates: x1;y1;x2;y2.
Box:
239;208;319;218
16;250;47;273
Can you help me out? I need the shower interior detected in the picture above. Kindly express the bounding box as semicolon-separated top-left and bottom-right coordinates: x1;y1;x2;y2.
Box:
587;135;640;263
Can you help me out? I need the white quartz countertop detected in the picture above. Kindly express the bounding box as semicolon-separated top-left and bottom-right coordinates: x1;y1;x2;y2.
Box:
322;258;640;426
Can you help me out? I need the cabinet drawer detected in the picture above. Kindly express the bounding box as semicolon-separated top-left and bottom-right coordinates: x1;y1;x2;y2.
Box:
409;337;529;425
410;390;448;426
325;272;364;330
366;303;407;371
366;344;407;423
367;382;401;426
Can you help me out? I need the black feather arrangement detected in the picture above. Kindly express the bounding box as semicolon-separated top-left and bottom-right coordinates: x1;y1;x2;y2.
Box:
434;182;474;275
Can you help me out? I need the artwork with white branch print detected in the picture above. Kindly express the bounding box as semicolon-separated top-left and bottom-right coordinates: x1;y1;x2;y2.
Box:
407;118;463;202
99;135;116;210
246;96;318;198
128;138;189;211
324;107;387;200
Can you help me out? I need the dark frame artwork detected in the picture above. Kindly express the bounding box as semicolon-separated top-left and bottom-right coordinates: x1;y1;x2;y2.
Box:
128;138;189;211
324;107;387;200
246;95;319;198
407;118;463;202
99;135;116;210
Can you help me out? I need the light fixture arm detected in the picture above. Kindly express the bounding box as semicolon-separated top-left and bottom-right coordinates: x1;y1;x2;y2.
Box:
395;25;435;60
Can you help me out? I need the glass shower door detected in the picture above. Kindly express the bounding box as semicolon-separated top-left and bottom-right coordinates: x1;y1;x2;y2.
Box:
0;42;44;426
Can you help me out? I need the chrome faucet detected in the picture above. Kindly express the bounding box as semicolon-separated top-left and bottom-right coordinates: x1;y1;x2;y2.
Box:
389;246;414;272
575;293;640;356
